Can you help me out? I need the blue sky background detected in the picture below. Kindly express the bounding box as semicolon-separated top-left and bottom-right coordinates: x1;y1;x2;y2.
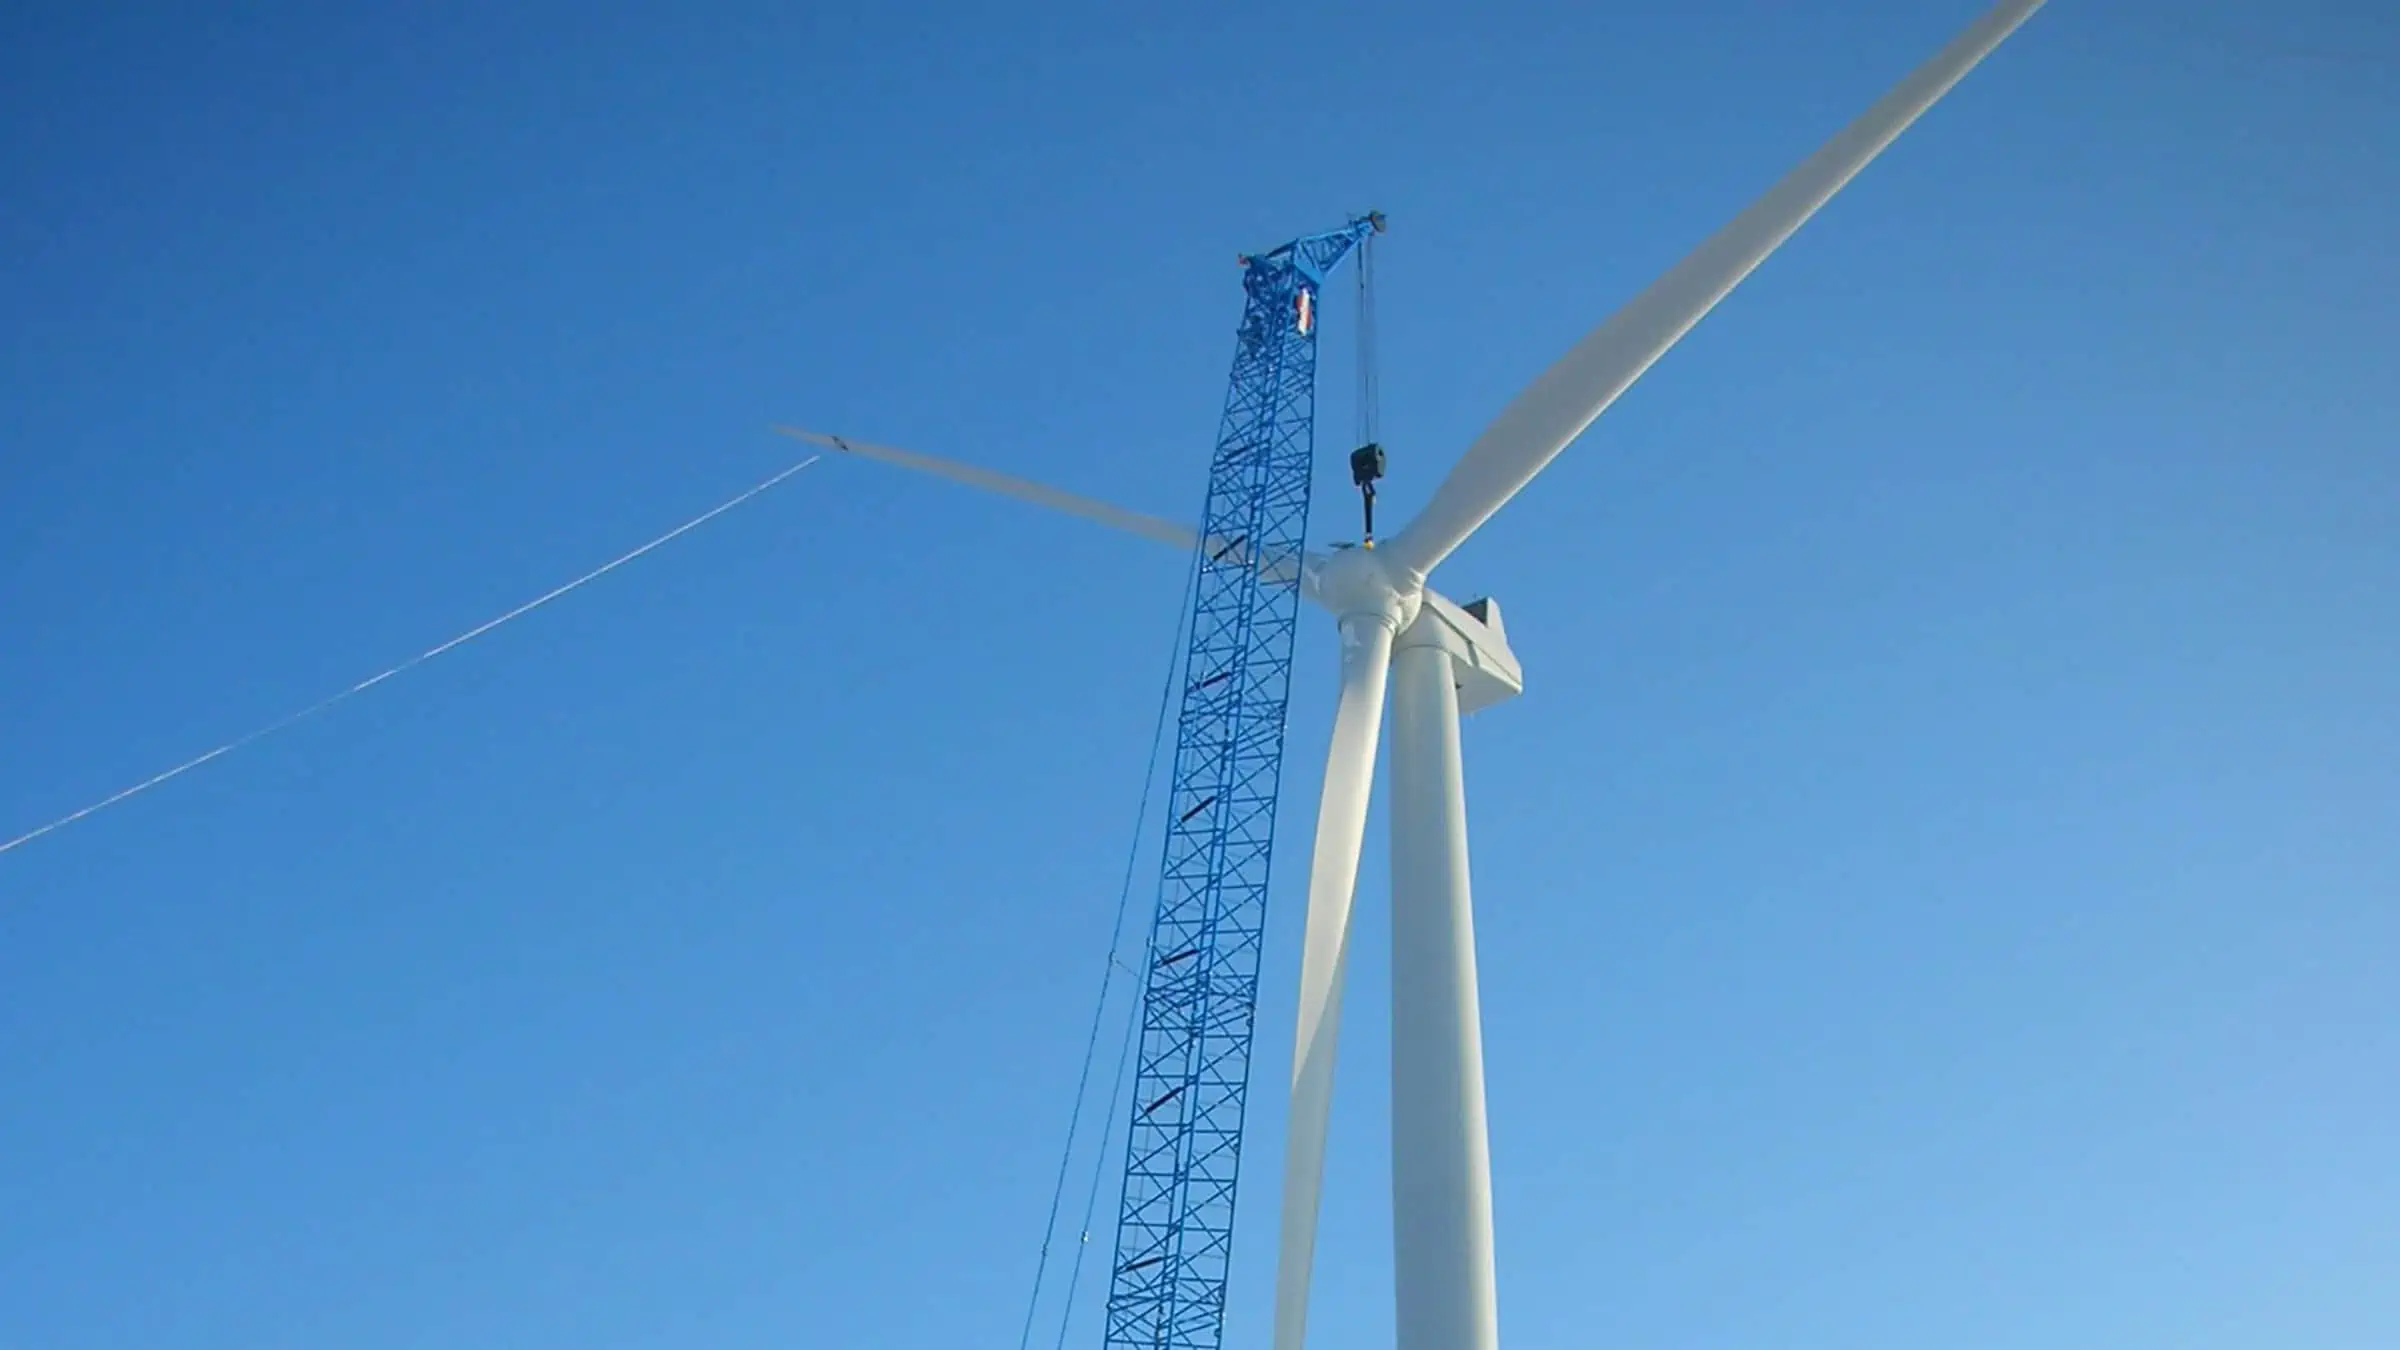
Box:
3;1;2395;1347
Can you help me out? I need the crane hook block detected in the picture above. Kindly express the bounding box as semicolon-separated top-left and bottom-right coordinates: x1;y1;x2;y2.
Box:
1349;442;1386;489
1350;443;1386;545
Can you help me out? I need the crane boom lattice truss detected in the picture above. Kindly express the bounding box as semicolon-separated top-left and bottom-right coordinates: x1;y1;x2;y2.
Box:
1103;216;1380;1350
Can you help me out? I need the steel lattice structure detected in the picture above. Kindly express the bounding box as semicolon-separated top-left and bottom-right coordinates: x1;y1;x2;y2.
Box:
1103;216;1381;1350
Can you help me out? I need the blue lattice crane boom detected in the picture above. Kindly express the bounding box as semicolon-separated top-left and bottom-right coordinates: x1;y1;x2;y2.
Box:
1101;214;1382;1350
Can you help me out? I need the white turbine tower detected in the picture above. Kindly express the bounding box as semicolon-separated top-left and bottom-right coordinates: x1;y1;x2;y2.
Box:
783;2;2047;1345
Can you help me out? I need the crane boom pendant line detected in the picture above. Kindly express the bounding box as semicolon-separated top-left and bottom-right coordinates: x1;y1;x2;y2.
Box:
1102;215;1381;1350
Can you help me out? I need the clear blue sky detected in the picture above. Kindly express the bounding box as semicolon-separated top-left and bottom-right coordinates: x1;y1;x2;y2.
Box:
3;1;2394;1346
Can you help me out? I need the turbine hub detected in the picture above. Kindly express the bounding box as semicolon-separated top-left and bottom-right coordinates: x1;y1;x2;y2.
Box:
1308;541;1421;634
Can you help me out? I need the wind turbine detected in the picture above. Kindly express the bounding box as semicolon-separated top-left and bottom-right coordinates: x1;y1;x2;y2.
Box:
781;2;2047;1346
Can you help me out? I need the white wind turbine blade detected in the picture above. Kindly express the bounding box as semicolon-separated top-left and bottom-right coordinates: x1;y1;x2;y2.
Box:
1383;0;2046;585
773;426;1199;549
1273;615;1397;1350
774;425;1317;587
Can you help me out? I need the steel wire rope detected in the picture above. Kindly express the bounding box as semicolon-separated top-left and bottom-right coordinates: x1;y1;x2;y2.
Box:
1017;535;1203;1350
1355;231;1379;451
1048;919;1149;1350
1;453;822;858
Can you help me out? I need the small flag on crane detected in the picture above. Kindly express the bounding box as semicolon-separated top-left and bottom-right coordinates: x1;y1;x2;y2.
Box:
1295;287;1315;335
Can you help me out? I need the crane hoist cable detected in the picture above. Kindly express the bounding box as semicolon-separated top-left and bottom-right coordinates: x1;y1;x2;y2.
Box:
1350;226;1385;545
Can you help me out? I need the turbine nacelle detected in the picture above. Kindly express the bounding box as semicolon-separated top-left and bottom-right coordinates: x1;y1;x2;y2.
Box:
1404;591;1521;716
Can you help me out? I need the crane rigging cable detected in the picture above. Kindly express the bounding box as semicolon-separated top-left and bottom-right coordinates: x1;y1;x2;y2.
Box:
1355;228;1379;452
0;453;823;859
1018;547;1200;1350
1349;230;1386;545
